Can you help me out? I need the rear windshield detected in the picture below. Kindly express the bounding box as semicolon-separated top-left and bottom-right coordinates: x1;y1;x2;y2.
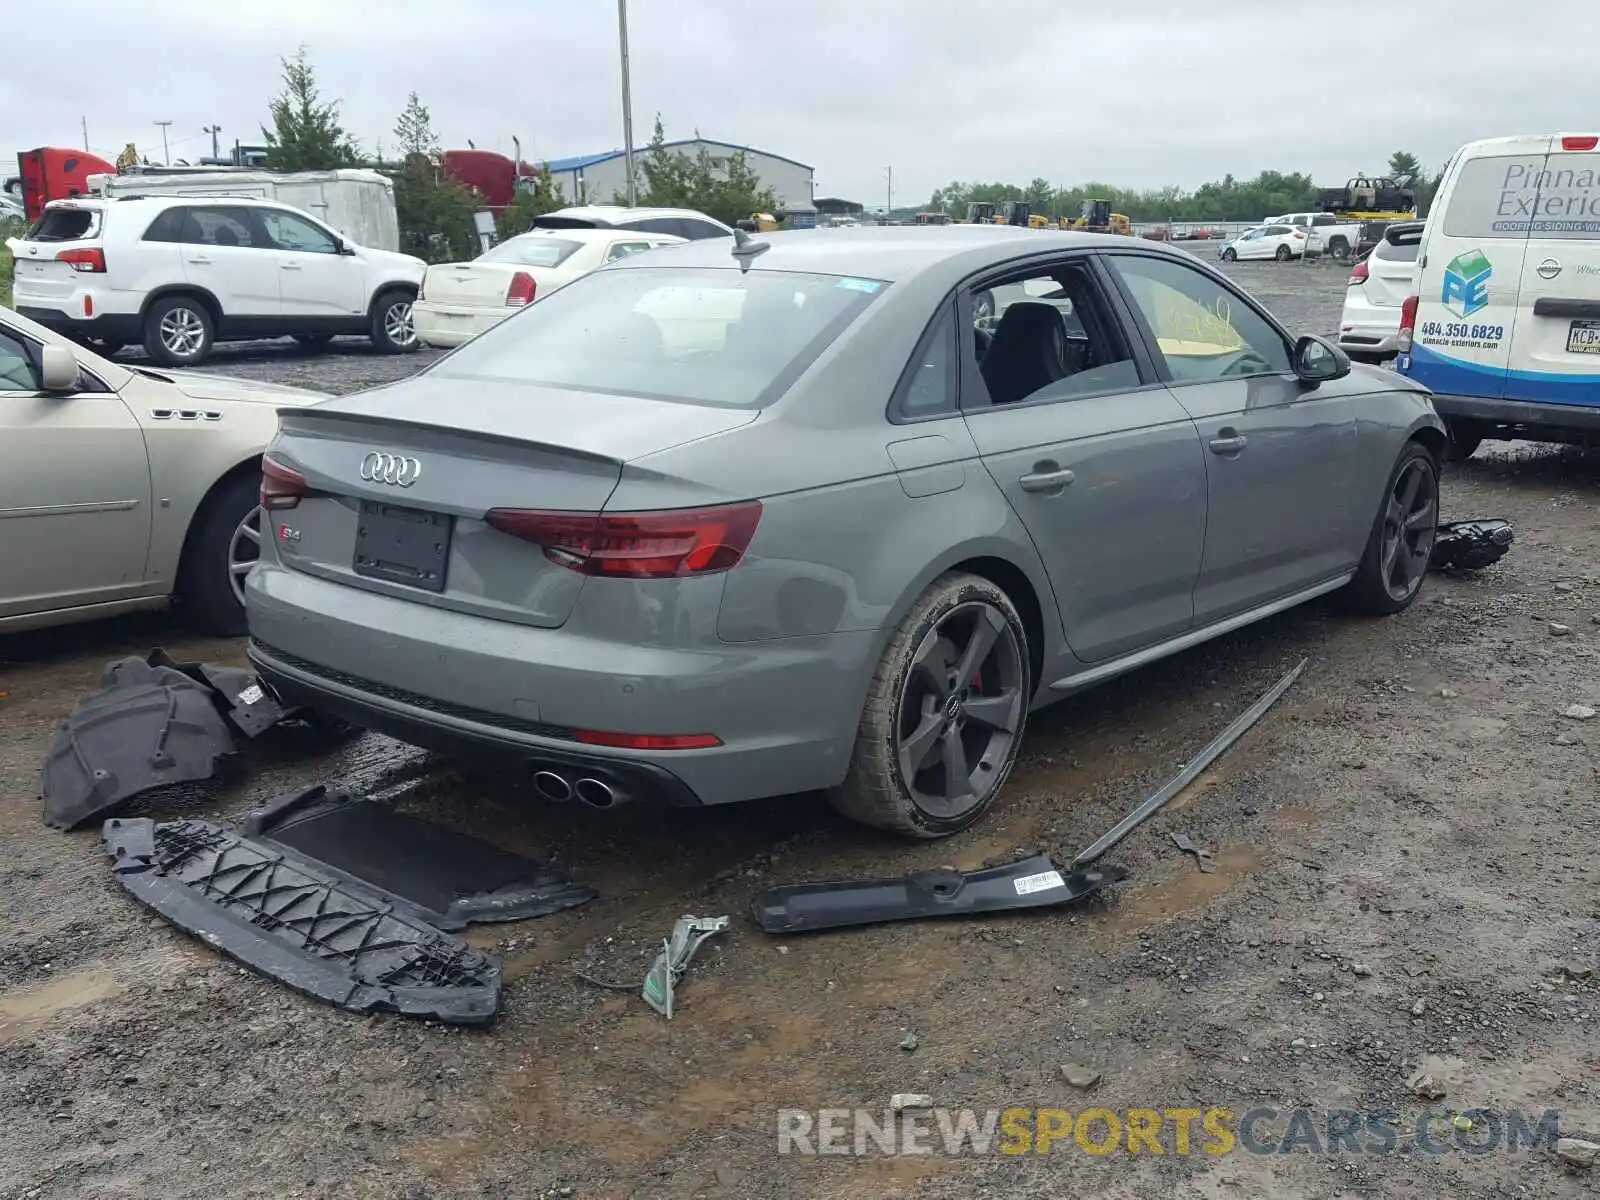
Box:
480;237;583;268
426;266;888;408
1443;152;1600;239
26;205;101;242
1377;226;1422;261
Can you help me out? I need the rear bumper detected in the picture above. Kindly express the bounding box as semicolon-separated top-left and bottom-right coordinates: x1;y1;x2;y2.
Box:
1431;393;1600;437
412;301;508;348
244;562;874;807
17;305;142;343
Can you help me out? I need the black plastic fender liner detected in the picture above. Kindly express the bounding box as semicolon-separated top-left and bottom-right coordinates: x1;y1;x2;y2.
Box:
103;816;501;1024
749;855;1127;934
41;657;236;831
240;785;596;931
147;649;296;738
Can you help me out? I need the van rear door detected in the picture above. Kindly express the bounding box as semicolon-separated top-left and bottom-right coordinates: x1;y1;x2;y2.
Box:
1502;134;1600;410
1407;137;1548;401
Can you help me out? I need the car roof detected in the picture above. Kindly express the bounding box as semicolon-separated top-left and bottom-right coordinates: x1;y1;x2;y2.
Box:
505;227;686;245
45;193;294;211
603;225;1169;284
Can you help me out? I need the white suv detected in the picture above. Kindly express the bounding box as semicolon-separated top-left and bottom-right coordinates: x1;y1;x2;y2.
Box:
6;195;426;366
530;205;734;241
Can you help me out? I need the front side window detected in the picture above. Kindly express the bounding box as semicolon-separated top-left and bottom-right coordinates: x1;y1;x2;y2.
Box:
0;327;41;392
260;209;339;254
425;266;888;409
1107;254;1291;382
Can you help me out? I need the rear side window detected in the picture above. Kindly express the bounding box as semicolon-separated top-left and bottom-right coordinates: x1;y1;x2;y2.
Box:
1440;153;1600;239
142;207;186;242
626;217;683;237
480;236;583;268
25;206;100;242
426;266;888;409
674;218;729;240
181;207;264;248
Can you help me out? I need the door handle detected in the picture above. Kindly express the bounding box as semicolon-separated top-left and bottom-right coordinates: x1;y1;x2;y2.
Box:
1019;464;1075;493
280;263;302;271
185;256;211;265
1208;432;1248;456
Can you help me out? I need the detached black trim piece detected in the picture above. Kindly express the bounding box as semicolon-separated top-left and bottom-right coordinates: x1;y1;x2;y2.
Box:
1430;520;1514;572
750;854;1127;934
103;816;501;1024
42;656;236;831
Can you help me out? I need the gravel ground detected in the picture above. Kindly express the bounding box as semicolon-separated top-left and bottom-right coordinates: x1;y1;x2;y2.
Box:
3;255;1599;1200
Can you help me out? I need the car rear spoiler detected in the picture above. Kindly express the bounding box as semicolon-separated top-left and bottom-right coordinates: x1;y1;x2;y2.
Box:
529;215;604;230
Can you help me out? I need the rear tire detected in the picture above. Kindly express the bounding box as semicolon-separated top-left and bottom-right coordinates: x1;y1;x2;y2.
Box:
143;295;215;367
177;471;261;637
369;289;418;354
828;572;1031;839
1327;237;1350;260
1341;441;1439;616
1275;244;1293;261
1221;248;1237;262
1443;419;1485;461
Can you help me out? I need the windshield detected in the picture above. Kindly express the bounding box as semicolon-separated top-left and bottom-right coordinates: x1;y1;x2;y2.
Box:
426;266;888;408
480;236;584;268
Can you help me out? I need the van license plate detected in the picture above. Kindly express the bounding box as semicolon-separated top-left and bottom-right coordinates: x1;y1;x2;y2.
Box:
353;501;452;593
1566;319;1600;355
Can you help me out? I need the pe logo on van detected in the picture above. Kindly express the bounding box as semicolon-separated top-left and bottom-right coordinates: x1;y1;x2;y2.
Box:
1442;249;1492;319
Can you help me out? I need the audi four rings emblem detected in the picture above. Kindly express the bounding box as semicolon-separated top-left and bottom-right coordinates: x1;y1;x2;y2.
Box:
359;451;422;487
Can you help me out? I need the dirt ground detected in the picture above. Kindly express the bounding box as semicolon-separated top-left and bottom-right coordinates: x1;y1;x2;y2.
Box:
2;258;1598;1200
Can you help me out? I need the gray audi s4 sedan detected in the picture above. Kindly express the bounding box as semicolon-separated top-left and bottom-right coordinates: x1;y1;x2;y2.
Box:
246;226;1445;839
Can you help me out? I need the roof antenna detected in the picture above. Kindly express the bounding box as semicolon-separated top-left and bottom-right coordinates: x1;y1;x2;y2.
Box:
731;225;769;273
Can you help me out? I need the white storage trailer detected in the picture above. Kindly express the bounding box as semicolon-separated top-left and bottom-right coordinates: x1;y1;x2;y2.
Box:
82;168;401;252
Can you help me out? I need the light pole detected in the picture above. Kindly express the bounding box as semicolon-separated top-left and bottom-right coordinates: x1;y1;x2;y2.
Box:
885;166;893;218
203;125;222;160
618;0;636;207
154;120;172;165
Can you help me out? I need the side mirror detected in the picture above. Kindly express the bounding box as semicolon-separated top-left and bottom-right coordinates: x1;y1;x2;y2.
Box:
39;343;81;392
336;240;357;256
1293;334;1350;385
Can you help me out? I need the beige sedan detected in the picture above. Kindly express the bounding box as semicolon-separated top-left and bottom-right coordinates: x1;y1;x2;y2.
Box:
412;227;685;349
0;304;328;635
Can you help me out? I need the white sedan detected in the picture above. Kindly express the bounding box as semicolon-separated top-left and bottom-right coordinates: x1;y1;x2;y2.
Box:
0;304;328;635
1218;224;1310;262
412;227;685;348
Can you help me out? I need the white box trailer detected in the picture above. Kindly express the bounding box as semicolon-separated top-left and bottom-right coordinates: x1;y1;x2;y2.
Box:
83;167;400;252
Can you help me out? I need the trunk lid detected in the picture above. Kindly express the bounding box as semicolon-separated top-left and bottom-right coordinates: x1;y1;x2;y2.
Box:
422;261;531;308
268;378;757;627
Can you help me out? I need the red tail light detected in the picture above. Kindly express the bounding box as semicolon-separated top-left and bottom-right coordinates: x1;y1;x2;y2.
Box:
56;247;104;273
1397;295;1419;353
1349;259;1369;286
505;271;537;306
1561;135;1599;151
485;501;762;578
260;456;308;511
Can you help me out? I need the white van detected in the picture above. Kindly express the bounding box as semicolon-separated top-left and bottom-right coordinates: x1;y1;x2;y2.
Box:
1396;134;1600;456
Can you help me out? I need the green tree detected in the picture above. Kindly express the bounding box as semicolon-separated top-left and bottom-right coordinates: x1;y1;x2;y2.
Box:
393;91;439;159
497;166;566;238
392;154;480;263
1387;151;1422;181
262;48;361;172
623;116;780;226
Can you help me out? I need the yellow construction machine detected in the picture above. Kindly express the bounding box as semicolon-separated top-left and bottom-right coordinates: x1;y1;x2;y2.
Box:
1066;198;1132;235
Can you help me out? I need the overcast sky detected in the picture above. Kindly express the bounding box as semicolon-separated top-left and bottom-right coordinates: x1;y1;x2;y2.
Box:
5;0;1597;204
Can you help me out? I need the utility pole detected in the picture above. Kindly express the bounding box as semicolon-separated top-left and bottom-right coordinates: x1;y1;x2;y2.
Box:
885;166;892;217
154;120;173;165
81;116;89;152
617;0;637;206
203;125;222;160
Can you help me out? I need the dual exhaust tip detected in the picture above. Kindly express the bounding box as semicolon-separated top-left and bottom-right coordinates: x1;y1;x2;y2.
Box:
532;770;627;809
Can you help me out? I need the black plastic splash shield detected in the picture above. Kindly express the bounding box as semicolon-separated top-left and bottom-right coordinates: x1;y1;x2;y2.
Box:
1430;520;1514;572
240;785;596;931
750;854;1127;934
41;657;235;831
103;816;501;1023
146;648;297;738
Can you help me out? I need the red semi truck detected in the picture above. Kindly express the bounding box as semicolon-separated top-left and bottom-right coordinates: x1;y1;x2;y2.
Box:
15;147;119;220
